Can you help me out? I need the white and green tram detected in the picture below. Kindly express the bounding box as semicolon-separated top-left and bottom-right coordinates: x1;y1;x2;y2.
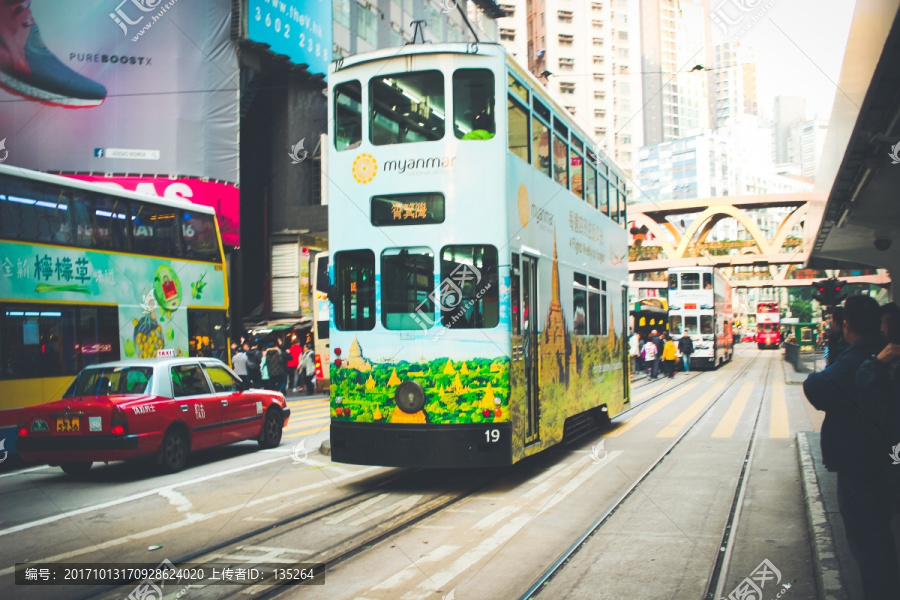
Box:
327;43;630;467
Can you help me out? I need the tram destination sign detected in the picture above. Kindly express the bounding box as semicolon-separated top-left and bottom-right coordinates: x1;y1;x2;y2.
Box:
371;193;445;227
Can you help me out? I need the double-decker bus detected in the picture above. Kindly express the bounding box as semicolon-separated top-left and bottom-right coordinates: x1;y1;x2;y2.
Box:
0;165;230;456
326;42;630;468
667;267;733;369
311;250;330;391
755;300;781;349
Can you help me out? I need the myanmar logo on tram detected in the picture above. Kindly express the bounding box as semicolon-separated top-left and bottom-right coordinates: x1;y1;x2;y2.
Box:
352;153;378;184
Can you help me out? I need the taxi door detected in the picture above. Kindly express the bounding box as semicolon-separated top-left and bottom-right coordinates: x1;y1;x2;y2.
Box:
170;363;222;449
202;363;262;444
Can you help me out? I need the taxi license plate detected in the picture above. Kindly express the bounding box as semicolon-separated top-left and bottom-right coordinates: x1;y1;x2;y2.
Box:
56;416;80;433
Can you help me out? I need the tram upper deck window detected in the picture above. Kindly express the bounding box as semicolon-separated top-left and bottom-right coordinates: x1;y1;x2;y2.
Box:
508;96;530;162
334;80;362;151
334;250;376;331
532;117;550;177
370;71;445;145
668;273;679;290
681;273;700;290
703;273;712;289
552;133;568;188
440;245;499;329
454;69;495;140
381;247;434;330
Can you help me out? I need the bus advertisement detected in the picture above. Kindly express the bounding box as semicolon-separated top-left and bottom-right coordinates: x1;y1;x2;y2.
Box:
0;166;230;456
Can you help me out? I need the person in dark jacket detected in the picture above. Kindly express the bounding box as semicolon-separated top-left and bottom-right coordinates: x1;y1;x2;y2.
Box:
649;330;663;379
677;334;694;372
826;305;849;368
804;294;895;599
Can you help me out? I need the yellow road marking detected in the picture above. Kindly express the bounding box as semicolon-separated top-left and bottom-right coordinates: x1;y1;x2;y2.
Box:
283;423;331;438
711;382;754;438
656;382;726;438
290;406;330;416
607;381;701;437
769;383;790;438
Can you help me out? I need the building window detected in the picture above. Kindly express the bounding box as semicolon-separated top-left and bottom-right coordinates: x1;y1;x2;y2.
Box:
558;57;575;71
559;34;574;45
618;30;628;40
592;20;603;28
500;3;515;16
500;28;515;41
558;10;573;23
593;37;604;46
593;73;605;82
593;55;604;64
559;82;575;94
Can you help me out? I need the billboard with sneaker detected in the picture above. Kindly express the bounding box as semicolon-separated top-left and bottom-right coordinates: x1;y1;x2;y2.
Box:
0;0;240;242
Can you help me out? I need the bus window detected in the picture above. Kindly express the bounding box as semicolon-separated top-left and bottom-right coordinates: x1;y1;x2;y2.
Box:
370;71;445;145
183;212;220;262
508;96;530;162
684;316;698;335
454;69;495;140
532;117;550;177
668;273;678;290
382;247;434;330
440;245;499;329
552;133;568;189
334;80;362;151
334;250;375;331
132;204;182;258
700;315;714;335
573;273;586;335
670;315;683;335
681;273;700;290
703;273;712;289
92;196;131;251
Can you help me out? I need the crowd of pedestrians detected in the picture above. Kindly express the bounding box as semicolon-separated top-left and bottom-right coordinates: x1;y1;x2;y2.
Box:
803;295;900;599
231;336;319;395
628;329;693;379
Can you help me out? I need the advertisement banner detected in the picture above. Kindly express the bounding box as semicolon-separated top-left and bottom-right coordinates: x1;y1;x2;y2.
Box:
0;0;240;235
247;0;332;77
64;174;240;247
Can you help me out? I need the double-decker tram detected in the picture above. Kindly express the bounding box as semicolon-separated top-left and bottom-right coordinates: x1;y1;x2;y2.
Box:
0;165;230;455
327;43;630;467
755;300;781;349
667;267;733;369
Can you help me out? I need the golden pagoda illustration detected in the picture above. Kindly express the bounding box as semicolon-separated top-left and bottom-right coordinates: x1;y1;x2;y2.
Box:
452;373;464;395
387;368;401;387
443;359;456;374
365;374;377;390
460;362;470;375
345;335;372;371
479;383;497;410
540;232;573;386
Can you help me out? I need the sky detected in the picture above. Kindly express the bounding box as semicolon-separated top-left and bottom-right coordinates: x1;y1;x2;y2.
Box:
712;0;857;121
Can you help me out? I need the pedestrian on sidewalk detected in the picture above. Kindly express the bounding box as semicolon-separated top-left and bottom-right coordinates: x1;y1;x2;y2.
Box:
650;329;663;379
288;338;302;392
803;294;898;599
628;328;639;376
232;344;250;382
661;333;677;378
677;333;694;372
642;335;659;379
300;343;317;395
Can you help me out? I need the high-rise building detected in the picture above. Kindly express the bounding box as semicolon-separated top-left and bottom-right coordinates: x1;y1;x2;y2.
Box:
497;0;643;181
640;0;712;147
710;41;758;129
772;95;807;165
786;118;828;179
636;132;735;205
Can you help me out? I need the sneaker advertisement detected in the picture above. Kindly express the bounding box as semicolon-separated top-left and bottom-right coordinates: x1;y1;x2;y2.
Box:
0;0;240;242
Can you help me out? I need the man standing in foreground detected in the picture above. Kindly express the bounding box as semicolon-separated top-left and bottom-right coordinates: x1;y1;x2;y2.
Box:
803;295;897;599
677;333;694;372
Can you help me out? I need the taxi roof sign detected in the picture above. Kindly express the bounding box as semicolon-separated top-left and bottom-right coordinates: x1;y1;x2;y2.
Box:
157;349;176;358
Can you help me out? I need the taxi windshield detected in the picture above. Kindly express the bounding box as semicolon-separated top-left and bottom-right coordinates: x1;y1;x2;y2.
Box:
64;367;154;397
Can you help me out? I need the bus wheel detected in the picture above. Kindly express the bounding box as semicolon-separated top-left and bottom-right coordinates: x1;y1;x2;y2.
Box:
60;461;92;477
158;426;190;473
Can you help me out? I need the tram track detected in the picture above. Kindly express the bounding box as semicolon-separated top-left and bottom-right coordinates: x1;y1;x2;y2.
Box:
520;350;765;598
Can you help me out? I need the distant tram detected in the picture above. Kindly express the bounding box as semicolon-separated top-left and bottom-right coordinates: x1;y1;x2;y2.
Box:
631;297;668;337
755;300;781;349
326;43;630;467
667;267;733;369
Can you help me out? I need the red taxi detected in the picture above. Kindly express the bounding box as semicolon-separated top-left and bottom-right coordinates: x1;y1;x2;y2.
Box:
16;358;290;476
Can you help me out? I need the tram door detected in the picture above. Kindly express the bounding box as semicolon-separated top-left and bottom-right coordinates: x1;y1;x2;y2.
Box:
521;255;540;444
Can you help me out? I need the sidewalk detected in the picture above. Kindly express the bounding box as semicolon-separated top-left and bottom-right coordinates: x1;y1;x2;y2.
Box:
797;431;900;599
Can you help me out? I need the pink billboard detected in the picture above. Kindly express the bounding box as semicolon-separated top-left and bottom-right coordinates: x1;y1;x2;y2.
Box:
64;175;240;247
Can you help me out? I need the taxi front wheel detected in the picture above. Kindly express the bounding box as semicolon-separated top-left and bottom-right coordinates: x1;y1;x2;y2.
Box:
258;409;283;449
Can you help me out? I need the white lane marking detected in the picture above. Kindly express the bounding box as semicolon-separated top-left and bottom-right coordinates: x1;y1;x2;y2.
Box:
348;495;422;527
371;545;461;591
0;467;380;576
401;515;533;599
0;465;50;479
473;505;520;531
0;455;292;538
522;455;592;501
325;494;390;525
159;489;194;513
537;451;622;515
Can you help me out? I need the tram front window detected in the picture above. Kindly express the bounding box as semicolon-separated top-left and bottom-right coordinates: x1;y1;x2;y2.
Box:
454;69;495;140
382;247;435;330
370;71;445;145
684;316;699;335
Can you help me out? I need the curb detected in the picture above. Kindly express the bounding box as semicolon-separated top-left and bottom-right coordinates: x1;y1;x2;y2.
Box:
796;432;847;600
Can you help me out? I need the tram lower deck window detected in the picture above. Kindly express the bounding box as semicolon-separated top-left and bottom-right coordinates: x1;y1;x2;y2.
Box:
382;247;434;330
334;250;376;331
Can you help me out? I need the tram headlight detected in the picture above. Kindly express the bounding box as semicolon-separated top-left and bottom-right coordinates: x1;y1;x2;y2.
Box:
394;380;425;414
